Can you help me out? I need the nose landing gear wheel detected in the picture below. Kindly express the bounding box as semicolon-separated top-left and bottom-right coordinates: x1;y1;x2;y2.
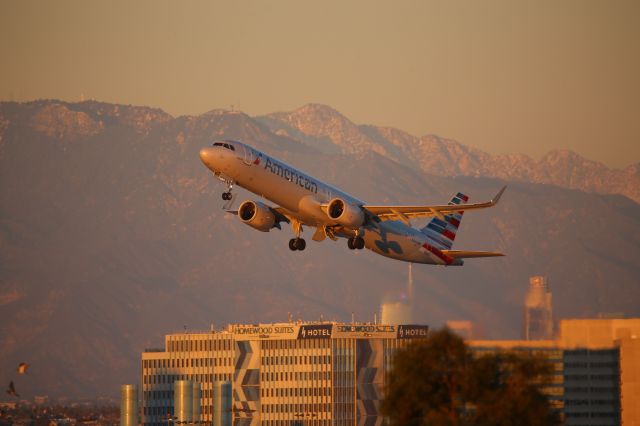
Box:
289;238;306;251
221;192;232;200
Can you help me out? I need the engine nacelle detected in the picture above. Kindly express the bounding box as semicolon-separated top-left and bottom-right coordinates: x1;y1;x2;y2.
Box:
238;200;276;232
326;198;365;228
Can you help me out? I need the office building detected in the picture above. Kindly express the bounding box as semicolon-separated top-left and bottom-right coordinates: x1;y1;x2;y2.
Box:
523;276;554;340
379;300;412;326
380;264;413;325
471;318;640;426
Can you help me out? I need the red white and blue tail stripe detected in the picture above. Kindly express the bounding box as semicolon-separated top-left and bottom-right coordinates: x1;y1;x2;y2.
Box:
420;192;468;250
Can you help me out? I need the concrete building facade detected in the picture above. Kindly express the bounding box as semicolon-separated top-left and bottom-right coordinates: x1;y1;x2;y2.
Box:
141;322;428;426
471;318;640;426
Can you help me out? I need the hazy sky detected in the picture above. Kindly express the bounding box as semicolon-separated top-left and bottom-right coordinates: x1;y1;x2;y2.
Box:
1;0;639;168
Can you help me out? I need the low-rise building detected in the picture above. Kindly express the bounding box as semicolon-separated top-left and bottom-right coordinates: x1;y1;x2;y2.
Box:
470;318;640;426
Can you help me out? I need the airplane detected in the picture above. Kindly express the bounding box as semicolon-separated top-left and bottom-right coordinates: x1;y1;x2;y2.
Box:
199;140;506;265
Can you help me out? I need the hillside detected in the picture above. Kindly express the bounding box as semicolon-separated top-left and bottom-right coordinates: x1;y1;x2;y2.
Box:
0;100;638;398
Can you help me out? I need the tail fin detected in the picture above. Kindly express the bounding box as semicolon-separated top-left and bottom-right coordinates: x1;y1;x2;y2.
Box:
420;192;468;250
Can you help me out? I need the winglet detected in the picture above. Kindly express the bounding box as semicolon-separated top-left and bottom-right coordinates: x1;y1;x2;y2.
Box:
490;186;507;206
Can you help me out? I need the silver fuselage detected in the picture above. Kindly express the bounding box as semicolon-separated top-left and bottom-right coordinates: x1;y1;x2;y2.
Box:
199;140;455;265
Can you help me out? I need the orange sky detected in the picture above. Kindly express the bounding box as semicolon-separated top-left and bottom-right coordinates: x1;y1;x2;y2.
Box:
1;0;638;168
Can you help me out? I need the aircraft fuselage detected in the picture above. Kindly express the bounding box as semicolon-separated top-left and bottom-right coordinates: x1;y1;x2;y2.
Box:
199;140;468;265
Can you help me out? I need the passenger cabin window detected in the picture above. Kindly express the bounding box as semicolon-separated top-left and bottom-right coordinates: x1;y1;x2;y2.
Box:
213;142;235;151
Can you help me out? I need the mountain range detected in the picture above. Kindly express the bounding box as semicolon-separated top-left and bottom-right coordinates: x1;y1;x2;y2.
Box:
0;100;638;399
259;104;640;203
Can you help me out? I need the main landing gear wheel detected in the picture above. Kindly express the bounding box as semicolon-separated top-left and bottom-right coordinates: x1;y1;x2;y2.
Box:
348;236;365;250
221;192;232;200
289;238;306;251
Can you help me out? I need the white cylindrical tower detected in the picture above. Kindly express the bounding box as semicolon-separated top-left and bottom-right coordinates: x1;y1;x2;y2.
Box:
192;381;201;423
174;380;193;423
120;384;138;426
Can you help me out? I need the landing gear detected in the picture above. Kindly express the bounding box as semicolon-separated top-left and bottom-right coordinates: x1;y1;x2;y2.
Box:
289;238;306;251
221;181;234;201
348;236;365;250
288;219;306;251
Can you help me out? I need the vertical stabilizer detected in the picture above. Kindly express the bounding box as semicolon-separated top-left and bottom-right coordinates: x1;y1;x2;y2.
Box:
420;192;468;249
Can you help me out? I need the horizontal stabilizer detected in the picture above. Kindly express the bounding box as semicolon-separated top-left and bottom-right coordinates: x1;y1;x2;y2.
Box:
441;250;505;259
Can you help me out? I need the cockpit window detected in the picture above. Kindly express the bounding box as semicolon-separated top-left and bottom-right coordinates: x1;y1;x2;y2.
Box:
213;142;235;151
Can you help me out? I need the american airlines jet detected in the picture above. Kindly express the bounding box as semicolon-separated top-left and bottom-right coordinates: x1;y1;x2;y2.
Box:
199;140;505;265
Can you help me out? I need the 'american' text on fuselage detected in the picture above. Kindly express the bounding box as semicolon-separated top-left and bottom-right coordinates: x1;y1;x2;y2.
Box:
264;158;318;194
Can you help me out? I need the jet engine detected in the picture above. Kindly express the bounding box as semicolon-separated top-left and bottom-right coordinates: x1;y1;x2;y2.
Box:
326;198;365;228
238;200;276;232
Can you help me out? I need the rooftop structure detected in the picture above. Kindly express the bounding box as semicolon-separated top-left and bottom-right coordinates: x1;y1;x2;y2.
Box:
446;320;480;340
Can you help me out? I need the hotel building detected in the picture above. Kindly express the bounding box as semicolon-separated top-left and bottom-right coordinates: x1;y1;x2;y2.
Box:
141;322;428;426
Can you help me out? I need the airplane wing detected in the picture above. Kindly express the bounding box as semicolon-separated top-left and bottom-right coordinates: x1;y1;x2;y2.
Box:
363;186;506;221
441;250;504;259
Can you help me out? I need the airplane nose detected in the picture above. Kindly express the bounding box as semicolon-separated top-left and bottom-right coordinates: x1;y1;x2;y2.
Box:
199;147;215;165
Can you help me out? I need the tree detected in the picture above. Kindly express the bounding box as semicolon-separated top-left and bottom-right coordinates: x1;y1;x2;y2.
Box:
381;328;560;426
466;351;560;426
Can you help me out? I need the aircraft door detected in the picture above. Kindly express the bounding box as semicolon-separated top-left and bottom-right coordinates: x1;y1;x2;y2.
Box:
238;144;256;165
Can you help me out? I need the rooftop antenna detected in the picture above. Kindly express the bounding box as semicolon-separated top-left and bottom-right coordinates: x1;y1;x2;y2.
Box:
408;263;414;301
408;263;414;321
351;312;355;324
